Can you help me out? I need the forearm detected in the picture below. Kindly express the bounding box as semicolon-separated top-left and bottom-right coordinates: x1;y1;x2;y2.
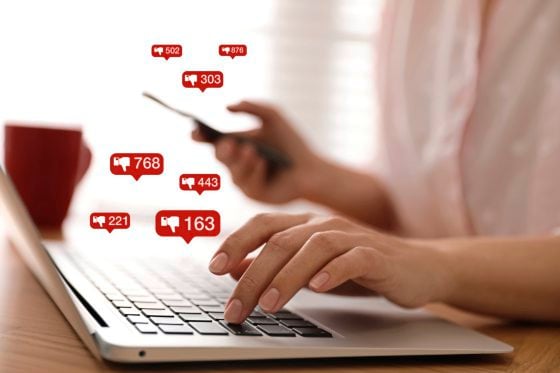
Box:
301;159;395;230
427;236;560;322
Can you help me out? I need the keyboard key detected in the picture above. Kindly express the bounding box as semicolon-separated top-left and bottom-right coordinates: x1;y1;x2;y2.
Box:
208;312;225;320
112;300;133;308
258;324;295;337
163;299;193;307
190;299;220;306
189;322;228;335
147;287;176;294
154;293;183;301
142;309;174;317
135;323;158;334
221;322;262;336
150;316;184;325
134;302;166;310
127;295;157;303
179;291;206;298
249;310;266;318
199;305;224;312
98;286;119;294
127;315;150;324
121;289;151;296
119;307;141;316
269;312;302;320
105;293;126;301
280;319;316;328
292;327;332;338
170;306;200;314
159;324;194;334
179;313;212;322
247;316;278;325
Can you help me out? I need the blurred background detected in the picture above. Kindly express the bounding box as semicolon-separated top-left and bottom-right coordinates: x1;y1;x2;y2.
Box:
0;0;383;246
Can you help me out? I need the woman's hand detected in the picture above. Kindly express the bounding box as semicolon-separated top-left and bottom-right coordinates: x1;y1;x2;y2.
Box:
209;213;453;324
192;101;328;204
193;101;396;229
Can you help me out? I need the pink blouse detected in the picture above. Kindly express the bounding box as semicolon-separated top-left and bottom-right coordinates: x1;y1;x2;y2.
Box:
375;0;560;237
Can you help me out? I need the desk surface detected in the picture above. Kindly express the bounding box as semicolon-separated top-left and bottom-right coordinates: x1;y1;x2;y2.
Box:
1;240;559;373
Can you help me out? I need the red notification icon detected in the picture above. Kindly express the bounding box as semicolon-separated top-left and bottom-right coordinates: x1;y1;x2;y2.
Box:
110;153;164;181
155;210;220;244
151;44;182;60
179;174;220;195
90;212;130;233
182;71;223;92
219;44;247;59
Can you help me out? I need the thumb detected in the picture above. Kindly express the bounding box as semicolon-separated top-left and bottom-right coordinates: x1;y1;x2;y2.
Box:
227;100;279;122
191;127;260;143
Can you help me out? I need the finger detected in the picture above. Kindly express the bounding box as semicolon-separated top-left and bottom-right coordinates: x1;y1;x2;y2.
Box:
258;231;369;313
228;144;259;186
229;258;254;281
325;281;378;297
230;128;261;139
227;101;280;122
209;213;312;275
191;129;206;142
215;137;238;166
309;246;389;293
243;157;267;196
224;221;354;323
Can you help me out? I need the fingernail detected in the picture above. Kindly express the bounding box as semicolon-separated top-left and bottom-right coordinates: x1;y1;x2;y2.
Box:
310;272;330;290
224;299;243;323
209;252;229;273
259;288;280;312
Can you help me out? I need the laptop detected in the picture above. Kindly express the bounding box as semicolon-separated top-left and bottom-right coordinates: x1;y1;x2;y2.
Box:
0;165;512;363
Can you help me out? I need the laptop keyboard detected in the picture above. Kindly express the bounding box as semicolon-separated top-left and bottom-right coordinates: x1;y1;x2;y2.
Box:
71;255;332;338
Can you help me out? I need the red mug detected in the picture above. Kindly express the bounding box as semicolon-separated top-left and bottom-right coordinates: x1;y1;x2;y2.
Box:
4;123;91;228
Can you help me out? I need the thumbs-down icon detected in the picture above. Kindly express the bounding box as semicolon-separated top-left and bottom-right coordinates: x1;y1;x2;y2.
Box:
184;74;197;87
92;215;106;227
161;216;180;233
181;177;195;189
113;156;130;172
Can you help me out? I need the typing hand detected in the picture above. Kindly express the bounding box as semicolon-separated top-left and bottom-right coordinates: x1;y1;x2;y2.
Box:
208;213;452;324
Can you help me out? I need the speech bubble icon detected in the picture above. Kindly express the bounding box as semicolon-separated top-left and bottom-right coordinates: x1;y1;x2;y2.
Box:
90;212;130;233
110;153;164;181
218;44;247;59
179;174;220;195
155;210;220;244
181;71;223;92
151;44;182;60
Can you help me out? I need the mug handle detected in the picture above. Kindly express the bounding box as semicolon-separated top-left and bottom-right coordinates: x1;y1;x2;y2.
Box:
76;139;92;184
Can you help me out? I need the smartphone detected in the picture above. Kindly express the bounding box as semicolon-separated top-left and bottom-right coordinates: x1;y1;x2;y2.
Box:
143;92;292;177
194;119;292;177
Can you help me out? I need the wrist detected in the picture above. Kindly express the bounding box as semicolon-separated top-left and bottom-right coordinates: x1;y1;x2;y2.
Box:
430;244;458;304
296;155;337;203
409;239;458;304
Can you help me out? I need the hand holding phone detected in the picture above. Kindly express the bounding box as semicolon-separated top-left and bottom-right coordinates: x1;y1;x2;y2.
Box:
143;92;292;177
144;92;324;204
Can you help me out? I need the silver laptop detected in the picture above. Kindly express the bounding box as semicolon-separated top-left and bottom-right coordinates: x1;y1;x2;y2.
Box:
0;166;512;363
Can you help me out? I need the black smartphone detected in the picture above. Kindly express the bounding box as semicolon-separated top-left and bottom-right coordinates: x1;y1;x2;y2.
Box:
143;92;292;177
